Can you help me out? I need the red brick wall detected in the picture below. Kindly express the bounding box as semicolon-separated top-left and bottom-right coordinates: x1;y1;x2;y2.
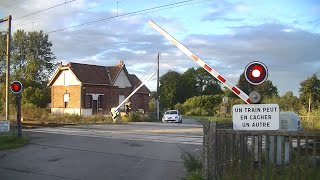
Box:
131;93;150;112
82;85;119;113
51;84;150;113
51;85;81;108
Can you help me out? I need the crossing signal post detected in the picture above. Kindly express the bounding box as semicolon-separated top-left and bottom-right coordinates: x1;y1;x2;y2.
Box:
10;81;23;137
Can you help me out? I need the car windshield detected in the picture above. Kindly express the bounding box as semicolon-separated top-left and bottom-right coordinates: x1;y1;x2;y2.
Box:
165;110;178;114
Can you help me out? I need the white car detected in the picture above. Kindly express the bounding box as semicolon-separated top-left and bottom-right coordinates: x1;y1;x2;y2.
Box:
162;110;182;123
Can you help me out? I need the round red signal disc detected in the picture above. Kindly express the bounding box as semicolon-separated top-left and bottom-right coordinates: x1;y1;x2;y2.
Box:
10;81;23;94
244;61;268;85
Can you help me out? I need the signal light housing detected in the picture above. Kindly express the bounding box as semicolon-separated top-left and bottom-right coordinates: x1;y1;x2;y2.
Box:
244;61;268;85
10;81;23;94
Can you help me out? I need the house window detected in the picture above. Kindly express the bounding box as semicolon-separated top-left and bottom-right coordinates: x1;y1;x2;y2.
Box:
64;94;69;108
98;95;102;108
87;95;92;108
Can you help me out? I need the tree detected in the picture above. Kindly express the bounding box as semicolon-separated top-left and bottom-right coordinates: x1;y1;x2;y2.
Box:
181;68;198;99
263;91;300;112
181;67;222;97
194;68;222;95
299;74;320;110
0;30;55;108
159;71;183;109
237;72;278;99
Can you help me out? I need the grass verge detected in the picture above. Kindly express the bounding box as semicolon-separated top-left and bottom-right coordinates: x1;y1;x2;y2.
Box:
181;151;205;180
185;115;232;123
0;135;29;150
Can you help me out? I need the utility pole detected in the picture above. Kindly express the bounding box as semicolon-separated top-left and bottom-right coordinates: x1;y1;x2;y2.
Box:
0;15;12;121
156;53;160;120
308;94;311;122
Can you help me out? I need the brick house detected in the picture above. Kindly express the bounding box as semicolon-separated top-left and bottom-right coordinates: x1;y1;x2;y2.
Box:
48;61;151;116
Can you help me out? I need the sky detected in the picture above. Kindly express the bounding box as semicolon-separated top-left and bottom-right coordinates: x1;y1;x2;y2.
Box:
0;0;319;97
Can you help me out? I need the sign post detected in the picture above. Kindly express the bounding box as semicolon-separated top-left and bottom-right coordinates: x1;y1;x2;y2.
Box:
10;81;23;137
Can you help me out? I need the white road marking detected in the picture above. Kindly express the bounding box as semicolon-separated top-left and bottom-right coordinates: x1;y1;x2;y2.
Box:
25;126;203;145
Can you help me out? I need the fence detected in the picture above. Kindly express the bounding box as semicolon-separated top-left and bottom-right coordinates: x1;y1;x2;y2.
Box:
203;121;320;180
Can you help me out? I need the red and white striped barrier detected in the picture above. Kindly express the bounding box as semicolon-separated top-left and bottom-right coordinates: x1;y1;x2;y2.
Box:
148;20;251;104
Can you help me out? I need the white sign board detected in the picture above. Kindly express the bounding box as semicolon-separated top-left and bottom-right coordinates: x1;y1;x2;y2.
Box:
233;104;279;130
0;121;10;132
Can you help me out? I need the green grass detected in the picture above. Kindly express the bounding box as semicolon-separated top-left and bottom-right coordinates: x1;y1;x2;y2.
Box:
185;115;232;123
0;135;29;150
180;151;205;180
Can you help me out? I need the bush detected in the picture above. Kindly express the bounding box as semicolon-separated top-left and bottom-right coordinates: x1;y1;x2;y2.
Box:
121;112;144;122
185;108;210;116
174;103;186;114
185;170;205;180
181;151;204;180
22;103;49;119
176;95;222;116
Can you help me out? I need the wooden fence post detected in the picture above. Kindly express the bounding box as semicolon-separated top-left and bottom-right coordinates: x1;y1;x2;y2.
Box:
203;121;217;180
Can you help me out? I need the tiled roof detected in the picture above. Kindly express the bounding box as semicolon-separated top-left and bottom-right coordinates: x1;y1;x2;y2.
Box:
69;62;111;85
107;66;122;83
49;62;148;91
129;74;151;94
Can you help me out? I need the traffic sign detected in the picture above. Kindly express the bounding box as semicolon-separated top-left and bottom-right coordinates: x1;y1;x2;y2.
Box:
233;104;279;130
244;61;268;85
222;96;229;104
0;121;10;132
10;81;23;94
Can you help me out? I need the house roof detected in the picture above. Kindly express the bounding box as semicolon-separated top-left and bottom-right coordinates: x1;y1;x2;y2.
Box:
69;62;111;85
48;62;150;93
129;74;151;94
107;66;122;83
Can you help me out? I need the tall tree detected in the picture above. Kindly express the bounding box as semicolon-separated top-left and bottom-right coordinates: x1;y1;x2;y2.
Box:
236;72;278;98
181;68;197;99
159;71;183;109
195;68;222;95
299;74;320;110
0;30;55;108
181;67;222;97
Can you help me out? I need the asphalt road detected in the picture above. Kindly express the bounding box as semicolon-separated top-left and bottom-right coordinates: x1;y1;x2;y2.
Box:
0;118;203;180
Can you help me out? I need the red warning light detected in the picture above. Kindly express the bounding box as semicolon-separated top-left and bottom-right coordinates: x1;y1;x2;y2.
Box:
10;81;23;94
245;61;268;85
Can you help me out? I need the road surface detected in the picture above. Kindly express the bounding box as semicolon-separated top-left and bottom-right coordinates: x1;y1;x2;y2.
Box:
0;119;203;180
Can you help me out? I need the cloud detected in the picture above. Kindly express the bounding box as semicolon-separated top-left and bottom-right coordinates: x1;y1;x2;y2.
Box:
1;0;319;96
181;23;320;95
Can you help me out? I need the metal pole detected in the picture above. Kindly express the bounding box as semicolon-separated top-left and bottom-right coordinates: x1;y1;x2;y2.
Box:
16;94;22;137
6;15;12;121
156;53;160;120
308;94;311;123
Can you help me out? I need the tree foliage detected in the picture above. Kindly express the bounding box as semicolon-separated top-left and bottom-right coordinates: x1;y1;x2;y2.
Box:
159;67;223;110
299;74;320;110
0;30;55;108
174;94;223;116
236;72;278;98
263;91;301;113
159;71;183;109
183;67;222;96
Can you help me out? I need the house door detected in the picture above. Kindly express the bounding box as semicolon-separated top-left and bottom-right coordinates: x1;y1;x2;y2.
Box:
92;100;98;115
119;95;125;111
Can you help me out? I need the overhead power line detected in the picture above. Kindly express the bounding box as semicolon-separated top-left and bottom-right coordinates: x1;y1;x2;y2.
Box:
46;0;210;34
14;0;77;21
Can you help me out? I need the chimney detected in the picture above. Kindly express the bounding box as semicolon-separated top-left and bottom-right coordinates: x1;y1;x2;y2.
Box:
118;60;124;67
